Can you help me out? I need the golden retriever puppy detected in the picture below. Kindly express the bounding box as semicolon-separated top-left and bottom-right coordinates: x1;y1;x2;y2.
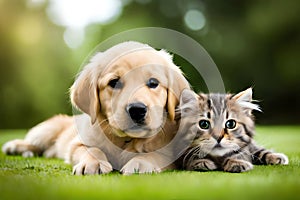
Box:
2;41;190;175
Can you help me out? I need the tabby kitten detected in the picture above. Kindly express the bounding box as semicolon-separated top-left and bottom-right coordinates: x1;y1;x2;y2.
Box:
182;88;288;173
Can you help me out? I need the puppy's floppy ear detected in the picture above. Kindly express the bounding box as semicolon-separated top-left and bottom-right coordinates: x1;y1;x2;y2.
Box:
166;64;190;121
70;63;100;124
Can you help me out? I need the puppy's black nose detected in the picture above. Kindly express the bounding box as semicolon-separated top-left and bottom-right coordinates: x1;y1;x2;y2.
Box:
127;102;147;124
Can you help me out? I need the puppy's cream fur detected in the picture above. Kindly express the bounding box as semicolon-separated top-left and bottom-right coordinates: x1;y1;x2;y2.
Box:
2;41;190;175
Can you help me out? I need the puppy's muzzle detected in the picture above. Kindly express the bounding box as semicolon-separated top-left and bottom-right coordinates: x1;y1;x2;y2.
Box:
126;102;147;124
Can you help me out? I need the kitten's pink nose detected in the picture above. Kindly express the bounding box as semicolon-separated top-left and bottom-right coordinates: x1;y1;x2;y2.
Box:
214;129;226;143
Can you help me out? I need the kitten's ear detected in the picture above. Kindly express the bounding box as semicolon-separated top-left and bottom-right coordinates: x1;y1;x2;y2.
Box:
232;88;261;112
180;89;197;105
179;89;199;117
233;88;252;102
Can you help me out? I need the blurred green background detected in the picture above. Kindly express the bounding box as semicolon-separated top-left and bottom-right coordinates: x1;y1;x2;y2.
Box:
0;0;299;128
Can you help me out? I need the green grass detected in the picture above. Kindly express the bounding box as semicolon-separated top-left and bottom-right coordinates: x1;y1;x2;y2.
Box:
0;127;300;200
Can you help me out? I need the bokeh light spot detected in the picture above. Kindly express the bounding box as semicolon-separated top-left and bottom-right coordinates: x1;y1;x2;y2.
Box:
184;9;206;31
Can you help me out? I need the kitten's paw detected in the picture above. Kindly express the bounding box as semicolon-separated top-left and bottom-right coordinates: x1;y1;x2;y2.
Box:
265;153;289;165
187;159;217;171
72;159;113;175
223;159;253;173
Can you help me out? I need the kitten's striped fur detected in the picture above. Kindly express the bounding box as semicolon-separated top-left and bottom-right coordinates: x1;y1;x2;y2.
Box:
182;88;288;173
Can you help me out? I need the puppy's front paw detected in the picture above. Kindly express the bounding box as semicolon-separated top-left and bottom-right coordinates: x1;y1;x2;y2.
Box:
72;159;113;175
265;153;289;165
187;159;217;171
121;157;161;175
223;159;253;173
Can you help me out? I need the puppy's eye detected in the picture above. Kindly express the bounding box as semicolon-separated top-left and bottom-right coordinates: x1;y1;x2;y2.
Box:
108;78;122;89
199;120;210;130
225;119;236;129
146;78;159;89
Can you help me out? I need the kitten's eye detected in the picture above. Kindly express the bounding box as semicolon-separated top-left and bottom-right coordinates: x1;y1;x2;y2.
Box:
146;78;159;89
225;119;236;129
108;78;122;89
199;120;210;130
